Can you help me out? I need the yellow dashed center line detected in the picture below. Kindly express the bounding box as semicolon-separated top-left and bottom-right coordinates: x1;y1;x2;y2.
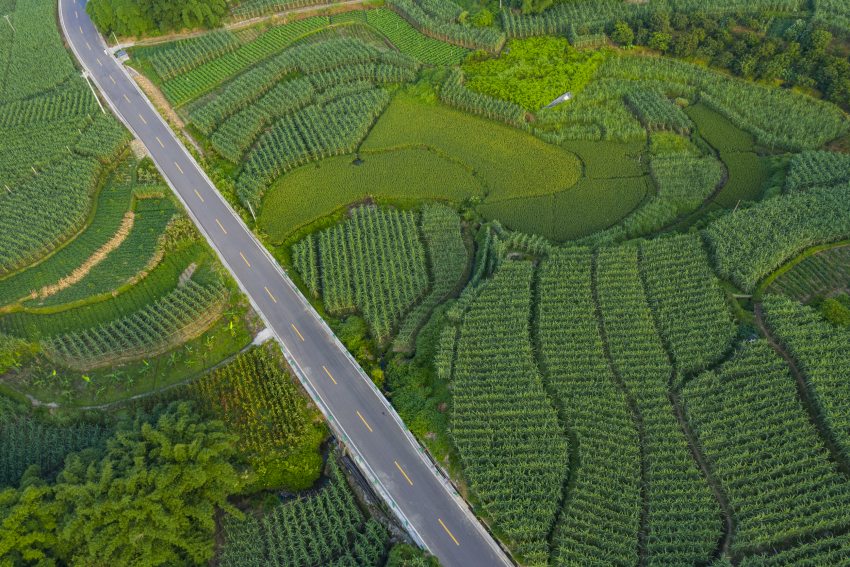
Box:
438;519;460;546
86;41;91;50
174;162;184;174
109;75;115;84
193;189;204;202
79;25;83;33
264;286;277;303
356;411;373;433
96;57;102;66
322;366;337;385
156;136;164;148
138;113;147;124
123;93;130;103
240;252;251;268
394;461;413;486
291;323;305;342
215;218;227;235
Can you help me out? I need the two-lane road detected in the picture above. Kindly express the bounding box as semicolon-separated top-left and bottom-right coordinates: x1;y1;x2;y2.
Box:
57;1;511;566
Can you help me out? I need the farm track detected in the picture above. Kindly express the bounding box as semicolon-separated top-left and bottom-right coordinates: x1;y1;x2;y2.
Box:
58;2;511;565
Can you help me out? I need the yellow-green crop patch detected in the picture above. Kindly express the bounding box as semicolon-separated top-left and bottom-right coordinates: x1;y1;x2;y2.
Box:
360;92;583;201
258;148;481;244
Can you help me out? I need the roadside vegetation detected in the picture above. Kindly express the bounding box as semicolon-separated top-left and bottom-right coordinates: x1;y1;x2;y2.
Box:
5;0;850;564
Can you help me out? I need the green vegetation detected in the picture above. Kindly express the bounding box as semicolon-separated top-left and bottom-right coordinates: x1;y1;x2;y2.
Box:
766;245;850;303
186;345;324;490
366;9;469;66
596;244;720;564
537;248;641;565
292;206;428;344
440;69;528;128
88;0;230;36
683;340;850;555
394;204;469;352
0;404;110;488
0;402;241;566
762;295;850;463
452;259;568;563
640;235;736;376
463;37;604;110
705;183;850;291
219;458;389;566
385;543;439;567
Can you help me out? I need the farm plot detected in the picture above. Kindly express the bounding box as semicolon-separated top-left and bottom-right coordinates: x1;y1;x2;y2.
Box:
259;149;480;243
237;88;391;206
596;245;720;565
537;248;642;565
187;345;324;489
291;206;428;345
785;151;850;192
639;235;737;377
361;92;582;202
134;30;240;82
683;340;850;554
590;152;723;243
704;182;850;291
365;8;468;66
761;295;850;463
385;0;505;52
0;0;77;102
451;259;568;564
766;245;850;302
42;274;228;369
393;204;469;352
218;458;389;566
155;16;331;106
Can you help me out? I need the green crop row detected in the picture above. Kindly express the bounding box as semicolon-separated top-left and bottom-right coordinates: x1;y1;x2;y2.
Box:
596;244;721;564
538;247;642;565
452;259;568;564
684;340;850;554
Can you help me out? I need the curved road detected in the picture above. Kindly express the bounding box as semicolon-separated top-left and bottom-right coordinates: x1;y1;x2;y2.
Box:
58;2;511;566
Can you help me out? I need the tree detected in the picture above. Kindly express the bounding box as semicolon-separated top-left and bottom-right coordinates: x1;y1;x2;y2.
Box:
0;469;63;566
53;403;241;566
87;0;230;37
611;21;635;47
648;32;672;53
0;403;242;566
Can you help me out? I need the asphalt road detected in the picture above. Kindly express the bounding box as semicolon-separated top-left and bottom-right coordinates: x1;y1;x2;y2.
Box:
58;2;511;566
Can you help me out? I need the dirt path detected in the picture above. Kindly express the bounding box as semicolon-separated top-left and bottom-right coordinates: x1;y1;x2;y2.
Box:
35;212;135;300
